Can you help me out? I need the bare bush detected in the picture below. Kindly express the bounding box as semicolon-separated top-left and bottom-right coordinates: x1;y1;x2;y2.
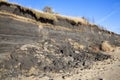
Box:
43;6;53;14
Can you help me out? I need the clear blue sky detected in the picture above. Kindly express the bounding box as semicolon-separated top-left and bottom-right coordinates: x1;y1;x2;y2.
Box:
8;0;120;34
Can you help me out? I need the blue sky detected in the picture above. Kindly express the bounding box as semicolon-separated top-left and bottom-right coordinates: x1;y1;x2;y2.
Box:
8;0;120;34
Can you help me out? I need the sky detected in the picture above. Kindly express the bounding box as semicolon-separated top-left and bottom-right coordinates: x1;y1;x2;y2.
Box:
8;0;120;34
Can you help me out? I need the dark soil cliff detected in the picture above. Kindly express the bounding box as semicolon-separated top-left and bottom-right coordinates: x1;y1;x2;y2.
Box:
0;1;120;80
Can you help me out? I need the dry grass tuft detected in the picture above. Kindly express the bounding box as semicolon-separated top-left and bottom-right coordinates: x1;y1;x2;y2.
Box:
101;41;115;52
68;39;85;50
56;14;90;25
32;9;57;21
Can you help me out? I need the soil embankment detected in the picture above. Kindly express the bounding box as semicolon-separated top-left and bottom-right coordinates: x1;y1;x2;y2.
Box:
0;1;120;80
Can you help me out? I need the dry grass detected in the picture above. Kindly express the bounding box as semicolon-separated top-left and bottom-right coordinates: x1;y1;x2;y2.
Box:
0;1;57;21
20;6;90;25
31;9;57;21
101;41;115;52
0;11;38;24
68;39;85;50
18;4;57;21
0;1;91;26
56;14;89;25
0;11;86;33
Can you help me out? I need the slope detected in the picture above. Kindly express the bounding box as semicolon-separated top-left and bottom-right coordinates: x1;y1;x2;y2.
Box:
0;1;120;80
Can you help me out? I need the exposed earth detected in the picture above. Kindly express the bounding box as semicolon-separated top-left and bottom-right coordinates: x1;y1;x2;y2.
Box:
0;1;120;80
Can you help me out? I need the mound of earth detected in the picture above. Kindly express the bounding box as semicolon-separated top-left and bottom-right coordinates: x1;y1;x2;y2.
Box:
0;1;120;80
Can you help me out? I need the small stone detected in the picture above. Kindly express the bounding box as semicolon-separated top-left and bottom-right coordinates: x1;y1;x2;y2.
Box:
62;76;65;79
75;50;79;53
98;78;103;80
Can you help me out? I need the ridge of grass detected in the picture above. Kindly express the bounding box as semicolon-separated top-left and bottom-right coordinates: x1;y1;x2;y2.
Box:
0;1;90;25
